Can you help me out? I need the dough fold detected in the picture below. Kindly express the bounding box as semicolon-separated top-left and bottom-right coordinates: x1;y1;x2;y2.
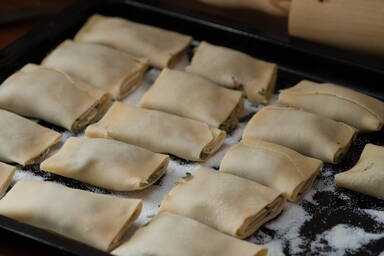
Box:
0;64;111;131
278;80;384;132
112;213;268;256
220;138;323;202
42;40;148;99
0;179;142;251
335;144;384;199
85;102;225;161
139;69;244;130
74;14;192;68
159;167;285;238
0;110;61;165
243;107;356;163
0;162;15;198
41;137;169;191
186;41;277;103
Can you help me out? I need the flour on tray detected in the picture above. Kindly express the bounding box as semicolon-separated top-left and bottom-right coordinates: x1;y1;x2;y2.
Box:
9;51;384;254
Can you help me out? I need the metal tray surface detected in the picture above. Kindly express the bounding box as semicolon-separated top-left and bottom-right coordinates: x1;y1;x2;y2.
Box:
0;0;383;255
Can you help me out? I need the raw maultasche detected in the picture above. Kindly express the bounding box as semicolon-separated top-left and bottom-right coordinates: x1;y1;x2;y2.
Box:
0;64;111;132
159;167;285;238
41;137;169;191
242;107;357;163
112;213;268;256
74;14;192;68
335;144;384;199
85;102;226;161
42;40;148;100
139;68;243;131
0;179;142;251
278;80;384;132
220;138;323;202
186;41;277;104
0;162;16;198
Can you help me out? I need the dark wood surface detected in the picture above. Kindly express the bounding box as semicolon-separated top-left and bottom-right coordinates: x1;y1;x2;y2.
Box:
0;0;75;49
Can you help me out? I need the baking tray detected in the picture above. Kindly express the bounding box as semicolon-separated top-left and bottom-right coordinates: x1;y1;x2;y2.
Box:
0;0;383;255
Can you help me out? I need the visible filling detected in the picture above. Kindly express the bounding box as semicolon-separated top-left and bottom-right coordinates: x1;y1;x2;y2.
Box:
25;137;62;166
140;158;169;188
167;47;189;68
220;97;244;132
290;170;320;202
333;131;357;163
109;201;143;251
236;195;285;238
200;129;226;161
0;170;15;198
117;69;146;100
72;101;102;132
264;67;278;101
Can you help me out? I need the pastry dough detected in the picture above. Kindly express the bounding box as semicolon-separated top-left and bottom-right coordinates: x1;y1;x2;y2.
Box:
112;213;268;256
243;107;356;163
198;0;290;17
335;144;384;199
85;102;225;161
0;110;61;165
0;64;111;131
159;167;285;238
278;80;384;132
139;69;243;130
220;138;323;202
0;162;15;198
185;41;277;103
0;179;142;251
41;137;169;191
74;14;192;68
42;40;148;99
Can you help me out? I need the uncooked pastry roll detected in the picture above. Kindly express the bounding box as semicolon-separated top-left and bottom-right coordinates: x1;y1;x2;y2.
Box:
289;0;384;56
185;41;277;104
198;0;290;17
0;64;111;131
159;167;285;238
139;69;244;131
243;107;357;163
0;110;61;165
220;138;323;202
0;162;15;198
42;40;148;99
335;144;384;199
0;179;142;251
85;102;225;161
41;137;169;191
112;213;268;256
74;14;192;68
278;80;384;132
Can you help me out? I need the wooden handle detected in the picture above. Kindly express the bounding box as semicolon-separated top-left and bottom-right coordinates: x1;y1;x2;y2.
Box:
289;0;384;55
198;0;291;17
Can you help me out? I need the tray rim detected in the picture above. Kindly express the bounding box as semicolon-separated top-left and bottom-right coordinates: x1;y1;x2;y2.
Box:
0;0;384;255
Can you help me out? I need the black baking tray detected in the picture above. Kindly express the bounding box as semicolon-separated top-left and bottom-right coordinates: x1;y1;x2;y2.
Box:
0;0;383;255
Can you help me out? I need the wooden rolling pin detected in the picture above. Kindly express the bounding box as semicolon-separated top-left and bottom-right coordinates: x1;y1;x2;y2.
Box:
197;0;291;17
289;0;384;56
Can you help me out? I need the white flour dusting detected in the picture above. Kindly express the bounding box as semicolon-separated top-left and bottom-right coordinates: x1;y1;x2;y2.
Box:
8;46;384;255
364;209;384;224
311;225;384;256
